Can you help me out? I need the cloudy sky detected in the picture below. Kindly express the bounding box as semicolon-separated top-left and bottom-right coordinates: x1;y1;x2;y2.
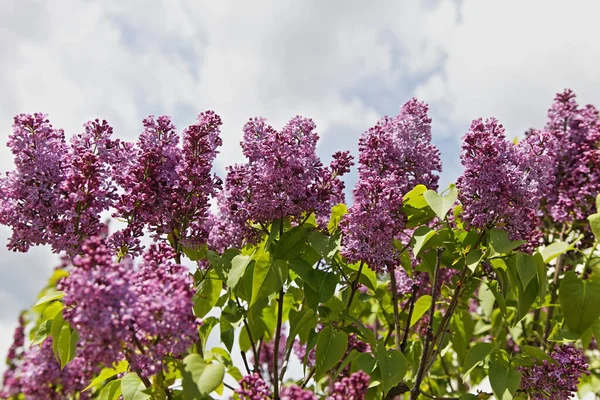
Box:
1;0;600;384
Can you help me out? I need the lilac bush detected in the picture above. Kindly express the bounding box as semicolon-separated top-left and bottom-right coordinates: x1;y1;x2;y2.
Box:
1;91;599;400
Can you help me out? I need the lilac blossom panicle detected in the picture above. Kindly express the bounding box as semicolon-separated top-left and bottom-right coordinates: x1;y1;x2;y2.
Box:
58;236;138;368
1;338;97;400
327;370;370;400
58;237;198;377
111;115;182;255
131;242;198;375
457;118;556;242
544;89;600;224
0;315;26;398
519;344;589;399
280;384;317;400
235;373;273;400
341;98;441;272
210;116;352;251
58;118;128;254
0;113;69;252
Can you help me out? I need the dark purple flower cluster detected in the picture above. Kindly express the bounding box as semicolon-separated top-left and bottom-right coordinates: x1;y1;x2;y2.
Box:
457;118;556;241
293;339;316;368
519;344;589;399
341;99;441;272
326;370;370;400
58;237;198;376
1;338;96;400
1;315;26;398
280;384;317;400
112;112;222;256
235;373;272;400
544;90;600;224
210;116;352;250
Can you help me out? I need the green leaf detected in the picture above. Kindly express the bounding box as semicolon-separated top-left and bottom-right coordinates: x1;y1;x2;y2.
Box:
57;325;78;369
540;241;574;263
410;295;432;327
423;185;457;220
328;203;348;233
33;290;65;307
99;379;122;400
489;361;521;400
403;184;429;209
352;352;376;374
84;360;129;391
182;354;225;396
250;257;288;306
286;308;316;350
459;395;478;400
484;280;507;318
121;373;151;400
315;326;348;378
274;226;310;260
51;312;65;361
227;254;252;289
516;253;538;289
592;318;600;343
588;213;600;241
463;342;495;377
194;277;222;318
522;345;556;365
559;271;600;333
489;229;524;255
376;341;407;397
516;277;539;324
31;320;51;346
466;249;483;272
412;226;437;257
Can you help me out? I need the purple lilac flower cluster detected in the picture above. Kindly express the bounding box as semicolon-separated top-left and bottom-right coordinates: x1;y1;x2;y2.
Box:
457;118;556;241
235;373;273;400
0;315;26;399
341;99;441;272
210;116;352;251
280;384;317;400
327;370;370;400
519;344;589;399
1;339;97;400
112;112;222;256
0;114;121;255
58;237;198;376
544;89;600;224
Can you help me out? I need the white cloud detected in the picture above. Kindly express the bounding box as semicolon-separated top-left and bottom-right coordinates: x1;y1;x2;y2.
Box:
415;0;600;138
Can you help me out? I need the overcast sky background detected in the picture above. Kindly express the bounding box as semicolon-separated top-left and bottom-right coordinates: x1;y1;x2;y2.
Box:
1;0;600;394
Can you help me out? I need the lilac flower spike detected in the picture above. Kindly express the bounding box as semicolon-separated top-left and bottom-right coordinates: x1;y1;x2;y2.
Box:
519;344;589;399
457;118;556;241
341;98;442;272
545;89;600;224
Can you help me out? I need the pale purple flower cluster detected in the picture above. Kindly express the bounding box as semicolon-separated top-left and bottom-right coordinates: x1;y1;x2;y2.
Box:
544;90;600;224
280;384;317;400
327;370;370;400
112;112;221;255
293;339;316;368
1;339;96;400
0;114;129;255
519;344;589;399
59;237;198;376
235;373;272;400
457;118;556;241
211;116;352;250
1;316;26;398
0;113;69;253
341;99;441;271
